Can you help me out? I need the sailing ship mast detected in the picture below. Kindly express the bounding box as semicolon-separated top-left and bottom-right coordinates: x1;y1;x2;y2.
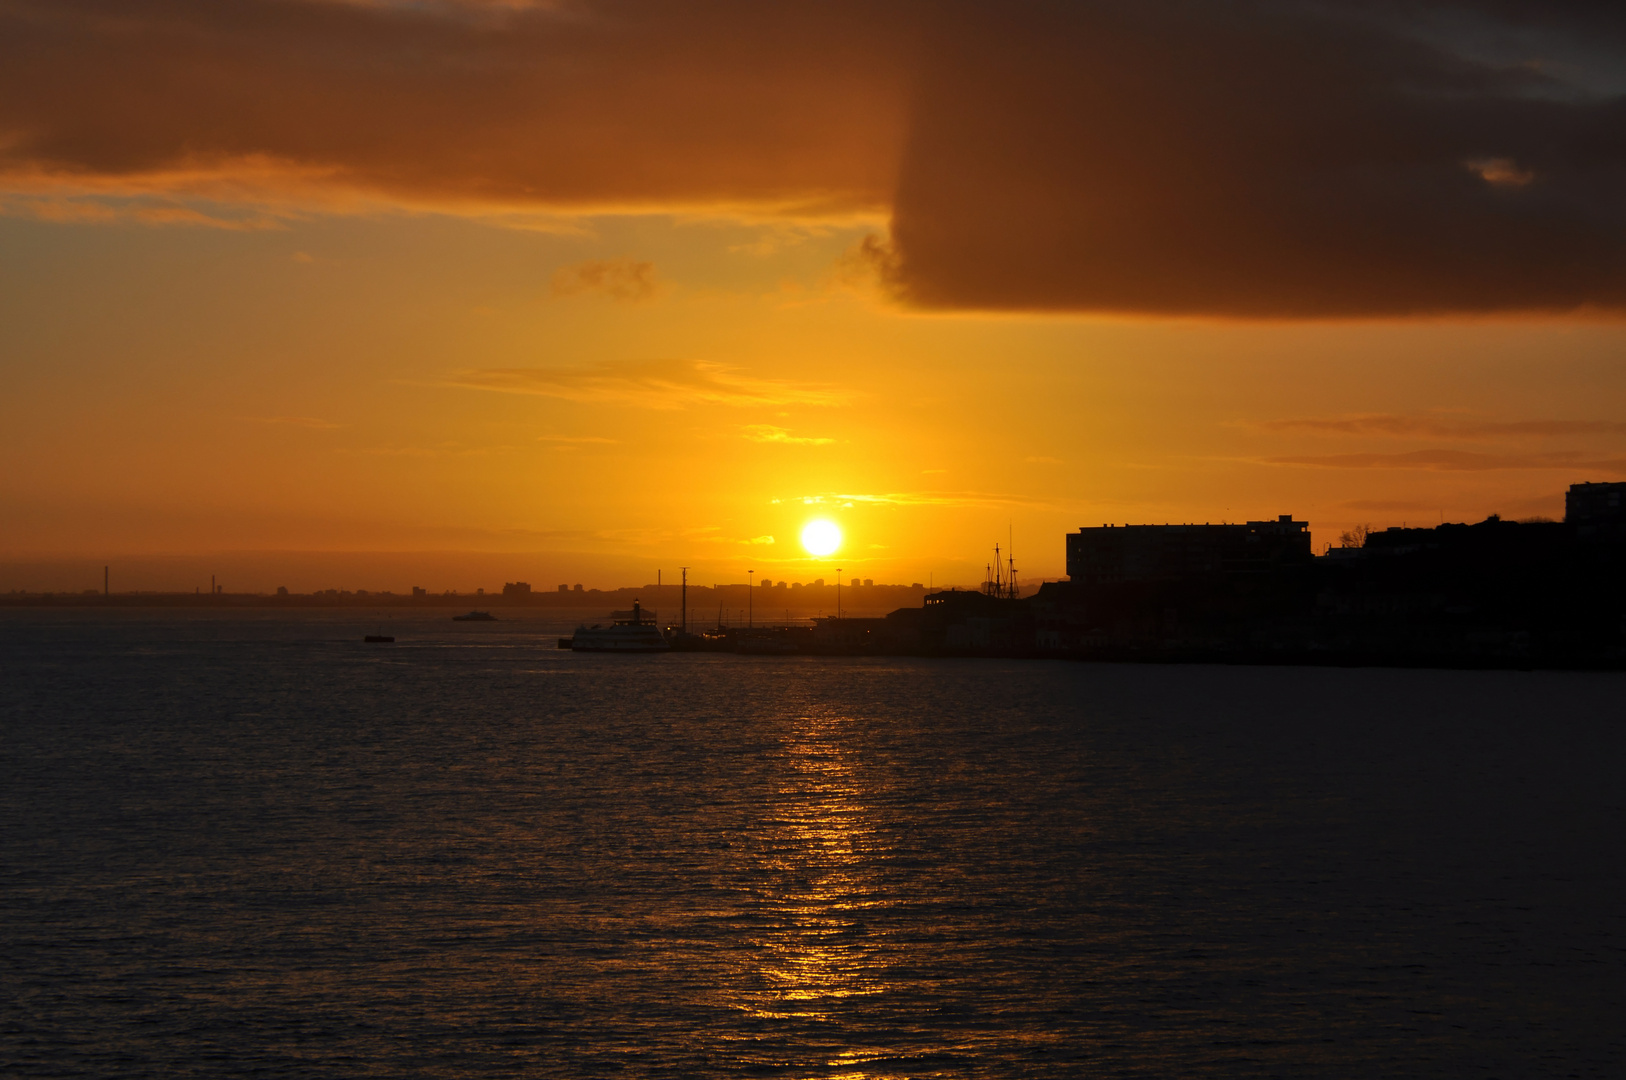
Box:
982;529;1021;601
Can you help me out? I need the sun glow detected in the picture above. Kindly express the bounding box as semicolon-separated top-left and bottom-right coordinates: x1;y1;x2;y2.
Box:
800;519;842;557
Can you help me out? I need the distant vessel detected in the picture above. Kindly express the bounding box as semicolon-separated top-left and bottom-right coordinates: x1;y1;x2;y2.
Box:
568;600;669;653
452;611;497;622
363;634;394;643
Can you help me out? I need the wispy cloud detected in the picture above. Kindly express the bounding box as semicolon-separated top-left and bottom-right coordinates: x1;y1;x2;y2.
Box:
661;529;778;547
344;442;520;457
550;258;660;303
537;434;618;444
1341;499;1452;512
452;359;847;410
1255;414;1626;439
795;489;1055;509
741;424;834;445
246;415;343;429
0;192;291;230
1265;450;1626;472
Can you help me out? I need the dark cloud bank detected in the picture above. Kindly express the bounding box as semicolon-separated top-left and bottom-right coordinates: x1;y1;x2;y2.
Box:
3;0;1624;316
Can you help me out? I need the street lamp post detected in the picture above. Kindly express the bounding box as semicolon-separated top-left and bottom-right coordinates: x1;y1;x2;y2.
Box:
748;569;753;629
836;568;842;619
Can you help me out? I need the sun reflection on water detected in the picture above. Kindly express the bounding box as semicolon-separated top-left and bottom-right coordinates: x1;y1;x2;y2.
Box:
743;710;887;1026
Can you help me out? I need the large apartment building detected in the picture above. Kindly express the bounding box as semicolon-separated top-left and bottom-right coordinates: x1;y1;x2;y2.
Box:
1066;516;1311;584
1567;481;1626;542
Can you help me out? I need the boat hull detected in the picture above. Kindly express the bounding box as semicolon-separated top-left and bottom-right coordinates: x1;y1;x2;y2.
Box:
569;627;670;652
570;642;669;653
568;600;668;652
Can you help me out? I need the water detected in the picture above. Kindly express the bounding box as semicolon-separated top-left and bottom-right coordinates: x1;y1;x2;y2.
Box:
2;609;1623;1077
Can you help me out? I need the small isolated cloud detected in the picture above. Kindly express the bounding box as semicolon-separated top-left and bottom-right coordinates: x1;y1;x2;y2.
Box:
550;258;659;303
1466;157;1535;188
741;424;835;445
452;359;847;410
1256;414;1626;439
747;535;775;545
247;415;342;429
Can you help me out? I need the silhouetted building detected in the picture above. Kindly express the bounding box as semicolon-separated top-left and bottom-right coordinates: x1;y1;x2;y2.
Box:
412;586;427;597
558;584;569;593
1067;516;1310;584
1567;481;1626;542
502;581;531;597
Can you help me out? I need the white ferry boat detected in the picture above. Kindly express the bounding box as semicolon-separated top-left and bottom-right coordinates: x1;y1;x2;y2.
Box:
568;600;669;653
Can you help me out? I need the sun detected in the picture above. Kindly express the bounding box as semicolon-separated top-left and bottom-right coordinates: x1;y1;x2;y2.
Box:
800;519;842;557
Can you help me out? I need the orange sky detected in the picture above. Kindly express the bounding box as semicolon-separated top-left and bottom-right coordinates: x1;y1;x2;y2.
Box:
3;0;1625;592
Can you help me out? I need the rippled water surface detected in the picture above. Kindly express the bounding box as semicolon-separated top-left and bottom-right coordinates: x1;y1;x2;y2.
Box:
2;609;1623;1077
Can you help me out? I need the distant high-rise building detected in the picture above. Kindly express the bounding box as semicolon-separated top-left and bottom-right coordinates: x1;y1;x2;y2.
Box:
863;578;873;587
558;584;569;593
1067;515;1311;584
573;584;584;592
502;581;531;597
761;579;773;588
1566;481;1626;542
412;586;427;597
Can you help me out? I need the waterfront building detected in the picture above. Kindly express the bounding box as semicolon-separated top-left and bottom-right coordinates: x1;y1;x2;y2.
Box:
1066;516;1311;584
1567;481;1626;542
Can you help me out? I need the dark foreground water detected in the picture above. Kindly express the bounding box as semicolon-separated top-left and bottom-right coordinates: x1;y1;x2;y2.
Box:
1;610;1623;1078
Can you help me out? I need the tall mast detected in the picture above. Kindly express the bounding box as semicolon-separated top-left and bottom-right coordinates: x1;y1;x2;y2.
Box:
1008;524;1017;600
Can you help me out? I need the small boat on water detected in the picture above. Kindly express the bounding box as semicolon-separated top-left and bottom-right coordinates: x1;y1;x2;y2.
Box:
452;611;497;622
566;600;669;653
363;634;395;643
